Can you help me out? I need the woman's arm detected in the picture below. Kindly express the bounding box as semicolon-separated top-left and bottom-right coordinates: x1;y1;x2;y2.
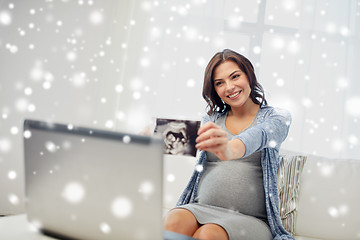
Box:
196;107;291;161
232;107;291;158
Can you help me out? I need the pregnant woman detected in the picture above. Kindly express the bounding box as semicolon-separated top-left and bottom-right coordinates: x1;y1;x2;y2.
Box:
164;49;293;240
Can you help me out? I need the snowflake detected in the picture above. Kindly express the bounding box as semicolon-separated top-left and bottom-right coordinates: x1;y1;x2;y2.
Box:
8;170;17;180
140;57;150;67
332;139;344;152
276;78;285;87
328;205;349;218
105;120;114;128
89;10;104;25
319;163;334;177
346;97;360;117
6;43;18;53
28;22;35;29
0;138;11;152
141;1;152;11
139;181;154;199
133;91;141;100
10;126;19;135
105;37;112;45
14;28;22;36
61;182;86;204
30;62;44;81
340;26;350;36
0;10;12;25
253;46;261;54
27;104;36;112
111;197;133;218
167;174;175;182
24;87;33;96
62;141;72;150
302;97;312;108
227;15;243;29
24;130;32;139
325;22;337;34
336;77;349;89
115;111;125;120
99;222;111;234
15;98;29;112
282;0;297;11
186;79;196;88
195;164;203;172
269;140;277;148
122;135;131;144
70;72;87;87
66;51;77;62
45;141;58;153
8;193;19;205
348;135;358;145
183;26;198;41
130;78;143;90
287;40;300;54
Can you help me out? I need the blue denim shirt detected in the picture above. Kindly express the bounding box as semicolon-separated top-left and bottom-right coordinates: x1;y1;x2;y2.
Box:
176;105;294;240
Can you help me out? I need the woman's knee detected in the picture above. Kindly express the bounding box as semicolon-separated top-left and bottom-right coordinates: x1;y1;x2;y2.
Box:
164;208;199;234
193;224;229;240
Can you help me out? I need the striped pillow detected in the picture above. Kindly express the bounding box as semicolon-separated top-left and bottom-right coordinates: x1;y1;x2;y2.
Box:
277;154;307;236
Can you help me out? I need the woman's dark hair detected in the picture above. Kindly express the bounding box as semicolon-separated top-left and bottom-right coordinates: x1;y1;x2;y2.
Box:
202;49;267;115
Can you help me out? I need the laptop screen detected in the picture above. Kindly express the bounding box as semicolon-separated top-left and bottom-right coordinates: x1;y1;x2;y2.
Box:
23;119;164;240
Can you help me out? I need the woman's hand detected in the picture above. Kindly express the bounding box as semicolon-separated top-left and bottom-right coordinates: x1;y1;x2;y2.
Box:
195;122;245;161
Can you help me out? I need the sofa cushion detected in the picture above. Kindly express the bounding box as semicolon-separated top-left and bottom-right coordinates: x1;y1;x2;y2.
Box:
295;154;360;239
294;236;322;240
277;154;307;236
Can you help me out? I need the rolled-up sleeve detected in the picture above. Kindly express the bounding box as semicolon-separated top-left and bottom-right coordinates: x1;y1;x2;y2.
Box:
232;107;291;158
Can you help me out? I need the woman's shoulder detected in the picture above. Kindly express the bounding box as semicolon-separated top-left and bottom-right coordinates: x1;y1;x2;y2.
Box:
258;105;291;119
258;105;292;125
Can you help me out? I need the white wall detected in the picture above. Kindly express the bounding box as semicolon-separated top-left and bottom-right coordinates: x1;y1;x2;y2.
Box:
0;0;359;214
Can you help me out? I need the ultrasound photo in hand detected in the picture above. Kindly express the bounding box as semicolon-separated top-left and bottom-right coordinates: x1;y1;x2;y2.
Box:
154;118;201;157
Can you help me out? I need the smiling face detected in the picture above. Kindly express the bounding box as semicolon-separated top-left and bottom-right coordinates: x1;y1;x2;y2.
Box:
202;49;267;115
213;60;252;111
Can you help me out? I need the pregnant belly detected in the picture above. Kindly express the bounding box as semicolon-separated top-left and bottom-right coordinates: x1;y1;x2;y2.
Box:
197;161;267;218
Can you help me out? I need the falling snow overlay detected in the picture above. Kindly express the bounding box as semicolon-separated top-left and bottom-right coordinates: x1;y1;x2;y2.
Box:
0;1;359;232
111;197;133;219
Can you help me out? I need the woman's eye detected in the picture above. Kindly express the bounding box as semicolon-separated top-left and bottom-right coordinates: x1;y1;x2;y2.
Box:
215;82;222;86
233;74;240;79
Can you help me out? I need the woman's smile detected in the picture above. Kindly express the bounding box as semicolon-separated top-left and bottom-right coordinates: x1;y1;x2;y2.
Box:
227;90;242;99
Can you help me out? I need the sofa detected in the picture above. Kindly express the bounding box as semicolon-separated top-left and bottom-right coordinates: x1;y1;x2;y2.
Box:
1;150;359;239
162;150;360;240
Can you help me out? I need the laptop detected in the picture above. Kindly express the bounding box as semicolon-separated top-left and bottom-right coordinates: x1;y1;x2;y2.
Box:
23;119;195;240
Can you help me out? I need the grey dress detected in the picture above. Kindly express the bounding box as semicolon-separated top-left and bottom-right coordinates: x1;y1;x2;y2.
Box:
177;113;272;240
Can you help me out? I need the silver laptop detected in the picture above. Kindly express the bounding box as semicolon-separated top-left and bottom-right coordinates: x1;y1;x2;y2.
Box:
23;119;164;240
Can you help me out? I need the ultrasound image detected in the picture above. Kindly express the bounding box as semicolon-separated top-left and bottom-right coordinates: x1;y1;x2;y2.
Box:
154;119;200;157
